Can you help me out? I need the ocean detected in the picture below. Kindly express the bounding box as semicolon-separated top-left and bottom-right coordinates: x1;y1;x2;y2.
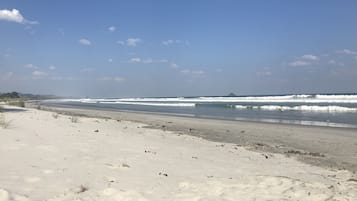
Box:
41;94;357;128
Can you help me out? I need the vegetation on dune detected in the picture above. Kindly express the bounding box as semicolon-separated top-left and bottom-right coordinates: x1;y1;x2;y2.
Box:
0;92;20;99
1;91;61;109
70;116;79;123
0;92;25;107
0;113;11;129
52;113;59;119
8;100;25;107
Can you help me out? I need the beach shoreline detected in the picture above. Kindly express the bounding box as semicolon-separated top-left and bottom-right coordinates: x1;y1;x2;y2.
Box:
1;103;357;200
32;103;357;173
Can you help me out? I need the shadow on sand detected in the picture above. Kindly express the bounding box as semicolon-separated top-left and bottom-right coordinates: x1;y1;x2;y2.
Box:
0;108;27;113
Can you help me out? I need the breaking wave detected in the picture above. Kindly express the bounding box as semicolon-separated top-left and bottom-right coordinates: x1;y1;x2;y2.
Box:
99;101;196;107
235;105;357;112
114;94;357;103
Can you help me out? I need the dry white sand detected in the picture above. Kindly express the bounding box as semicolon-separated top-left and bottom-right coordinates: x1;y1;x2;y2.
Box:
0;106;357;200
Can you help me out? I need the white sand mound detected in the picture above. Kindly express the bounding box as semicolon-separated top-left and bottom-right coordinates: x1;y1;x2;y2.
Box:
0;189;30;201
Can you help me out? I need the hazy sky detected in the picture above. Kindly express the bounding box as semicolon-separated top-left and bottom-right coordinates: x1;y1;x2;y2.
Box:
1;0;357;97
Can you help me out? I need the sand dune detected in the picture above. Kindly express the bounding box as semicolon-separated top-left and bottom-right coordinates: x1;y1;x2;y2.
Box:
0;106;356;200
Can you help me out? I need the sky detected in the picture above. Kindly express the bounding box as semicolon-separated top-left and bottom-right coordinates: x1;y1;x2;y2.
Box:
1;0;357;97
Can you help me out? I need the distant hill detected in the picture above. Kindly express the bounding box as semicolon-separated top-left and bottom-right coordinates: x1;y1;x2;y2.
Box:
0;92;20;99
227;92;237;97
0;91;60;100
19;93;60;100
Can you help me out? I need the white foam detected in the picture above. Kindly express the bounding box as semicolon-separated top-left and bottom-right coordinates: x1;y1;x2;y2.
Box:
235;105;357;112
51;94;357;104
100;101;196;107
116;94;357;103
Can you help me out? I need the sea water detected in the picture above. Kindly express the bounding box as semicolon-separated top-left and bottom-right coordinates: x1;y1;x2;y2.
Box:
42;94;357;128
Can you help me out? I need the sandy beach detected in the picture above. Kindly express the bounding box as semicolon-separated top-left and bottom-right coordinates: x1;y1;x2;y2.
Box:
1;104;357;200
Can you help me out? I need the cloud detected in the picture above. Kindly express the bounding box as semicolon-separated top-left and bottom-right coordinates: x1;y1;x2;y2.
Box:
1;72;13;80
97;76;125;82
49;65;56;70
338;49;357;55
24;63;38;69
142;58;153;64
32;70;48;79
128;57;141;63
24;25;36;35
113;76;125;82
191;70;205;75
288;60;310;67
0;9;38;24
170;63;179;69
108;58;113;63
162;40;175;45
162;39;183;46
116;40;125;45
256;71;272;77
79;38;91;46
50;76;79;81
162;39;189;46
336;49;357;61
127;38;141;47
328;59;336;64
128;57;168;64
180;69;205;76
288;54;319;67
301;54;319;61
2;53;11;58
80;68;95;73
180;69;190;74
117;38;143;47
108;26;116;32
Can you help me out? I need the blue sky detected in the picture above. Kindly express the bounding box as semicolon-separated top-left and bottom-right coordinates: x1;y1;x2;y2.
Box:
1;0;357;97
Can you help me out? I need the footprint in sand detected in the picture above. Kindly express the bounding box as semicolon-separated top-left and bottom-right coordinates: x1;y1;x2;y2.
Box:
24;177;41;183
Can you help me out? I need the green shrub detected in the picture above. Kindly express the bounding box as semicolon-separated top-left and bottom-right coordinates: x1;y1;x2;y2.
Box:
8;100;25;107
